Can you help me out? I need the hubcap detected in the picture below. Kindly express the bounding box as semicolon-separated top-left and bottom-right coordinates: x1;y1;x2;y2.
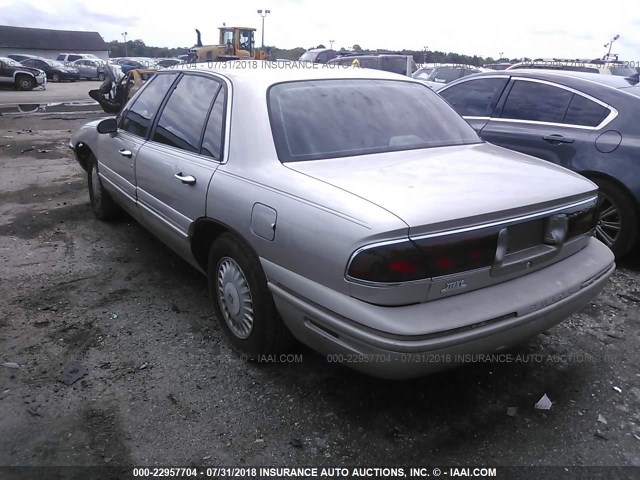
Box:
217;257;254;339
595;193;621;248
91;166;102;207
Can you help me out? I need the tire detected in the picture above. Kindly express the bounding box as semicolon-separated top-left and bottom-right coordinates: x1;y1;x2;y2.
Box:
98;72;105;81
87;156;120;220
52;73;60;82
15;75;36;91
592;177;638;258
208;233;293;358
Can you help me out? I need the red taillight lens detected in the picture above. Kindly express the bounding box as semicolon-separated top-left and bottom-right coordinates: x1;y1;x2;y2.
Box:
347;232;498;283
347;241;428;283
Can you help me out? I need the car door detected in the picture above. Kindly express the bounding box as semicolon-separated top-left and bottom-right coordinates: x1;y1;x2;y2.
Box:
0;59;12;84
135;73;227;261
95;73;178;219
479;78;610;169
438;76;510;131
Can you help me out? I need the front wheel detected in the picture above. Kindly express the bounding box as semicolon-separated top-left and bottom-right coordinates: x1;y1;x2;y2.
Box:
592;178;638;258
87;157;120;220
16;75;36;91
208;233;293;358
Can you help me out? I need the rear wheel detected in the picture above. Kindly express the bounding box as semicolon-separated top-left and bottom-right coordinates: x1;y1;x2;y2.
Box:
15;75;36;91
98;72;105;81
52;73;61;82
208;233;293;358
87;156;120;220
592;178;638;258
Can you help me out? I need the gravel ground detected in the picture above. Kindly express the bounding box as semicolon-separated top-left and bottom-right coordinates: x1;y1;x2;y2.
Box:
0;109;639;475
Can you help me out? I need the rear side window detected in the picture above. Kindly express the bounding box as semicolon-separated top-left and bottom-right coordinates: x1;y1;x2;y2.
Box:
201;89;226;160
268;79;480;162
152;75;222;153
440;78;509;117
501;81;572;123
56;55;65;61
563;94;609;127
120;74;176;137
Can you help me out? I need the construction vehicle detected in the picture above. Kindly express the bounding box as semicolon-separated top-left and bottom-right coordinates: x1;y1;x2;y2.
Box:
188;27;271;62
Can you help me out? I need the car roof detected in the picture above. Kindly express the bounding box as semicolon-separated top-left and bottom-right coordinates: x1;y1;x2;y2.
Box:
438;69;637;99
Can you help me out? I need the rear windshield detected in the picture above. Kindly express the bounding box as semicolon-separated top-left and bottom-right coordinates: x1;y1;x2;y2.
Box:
268;79;480;162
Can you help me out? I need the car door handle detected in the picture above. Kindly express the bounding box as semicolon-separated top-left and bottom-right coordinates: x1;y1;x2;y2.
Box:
174;173;196;186
543;135;574;144
119;149;133;158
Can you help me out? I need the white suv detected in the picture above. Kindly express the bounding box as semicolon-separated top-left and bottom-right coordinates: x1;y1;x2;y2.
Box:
57;53;102;63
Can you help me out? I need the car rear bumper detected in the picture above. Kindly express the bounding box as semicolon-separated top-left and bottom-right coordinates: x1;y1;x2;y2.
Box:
266;238;615;379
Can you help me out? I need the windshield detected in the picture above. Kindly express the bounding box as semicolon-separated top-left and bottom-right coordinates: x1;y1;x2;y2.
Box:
299;51;317;62
0;57;19;67
427;67;464;83
610;66;637;76
268;79;480;162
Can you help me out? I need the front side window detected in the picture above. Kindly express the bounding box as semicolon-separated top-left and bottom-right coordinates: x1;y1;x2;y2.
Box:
152;75;222;153
501;81;572;123
120;74;176;137
268;79;480;162
440;78;509;117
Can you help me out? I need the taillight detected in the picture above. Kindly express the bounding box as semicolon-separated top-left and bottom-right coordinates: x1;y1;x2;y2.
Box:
413;232;498;277
347;231;498;283
347;240;428;283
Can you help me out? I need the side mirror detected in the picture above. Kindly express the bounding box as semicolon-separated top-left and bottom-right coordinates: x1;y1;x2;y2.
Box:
97;118;117;134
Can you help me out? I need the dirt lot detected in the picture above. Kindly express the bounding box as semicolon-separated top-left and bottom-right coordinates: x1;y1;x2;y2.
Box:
1;100;640;475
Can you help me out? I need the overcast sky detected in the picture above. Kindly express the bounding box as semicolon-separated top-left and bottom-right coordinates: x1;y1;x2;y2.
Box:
2;0;639;60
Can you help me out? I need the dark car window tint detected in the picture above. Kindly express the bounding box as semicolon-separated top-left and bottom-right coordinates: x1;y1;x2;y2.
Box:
152;75;220;152
501;81;572;123
201;89;226;160
563;94;609;127
269;79;480;162
440;78;508;117
120;74;175;137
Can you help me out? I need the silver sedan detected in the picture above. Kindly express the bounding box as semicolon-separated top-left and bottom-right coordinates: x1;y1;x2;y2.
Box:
69;63;615;379
72;59;105;80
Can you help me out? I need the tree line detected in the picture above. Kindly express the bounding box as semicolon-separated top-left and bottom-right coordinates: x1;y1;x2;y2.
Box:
107;39;520;65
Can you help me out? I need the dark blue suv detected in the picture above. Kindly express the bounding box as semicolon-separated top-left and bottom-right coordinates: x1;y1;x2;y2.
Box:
438;70;640;257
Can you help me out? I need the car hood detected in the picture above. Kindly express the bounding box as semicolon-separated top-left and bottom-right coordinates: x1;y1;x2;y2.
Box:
15;66;43;76
285;142;597;235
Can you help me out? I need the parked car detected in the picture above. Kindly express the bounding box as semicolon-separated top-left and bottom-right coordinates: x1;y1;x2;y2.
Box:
507;60;638;84
72;59;106;80
299;48;338;64
327;53;417;76
0;57;46;90
155;58;183;68
438;69;640;257
117;57;158;73
69;64;614;379
484;63;513;70
418;64;485;89
57;53;101;63
20;58;79;82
